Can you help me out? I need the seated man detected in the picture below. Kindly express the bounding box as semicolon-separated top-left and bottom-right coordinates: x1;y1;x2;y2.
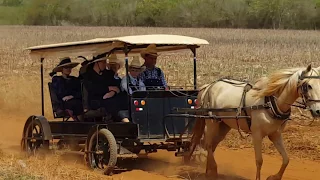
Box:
121;56;146;95
83;53;128;122
49;57;83;121
139;44;169;90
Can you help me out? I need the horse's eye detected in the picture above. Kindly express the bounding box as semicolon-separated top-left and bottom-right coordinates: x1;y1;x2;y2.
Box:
308;84;313;90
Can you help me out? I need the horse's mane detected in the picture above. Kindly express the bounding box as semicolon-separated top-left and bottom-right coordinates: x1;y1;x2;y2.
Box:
253;67;309;98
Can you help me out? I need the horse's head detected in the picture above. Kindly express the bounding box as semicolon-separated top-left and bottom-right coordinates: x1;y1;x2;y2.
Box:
298;64;320;117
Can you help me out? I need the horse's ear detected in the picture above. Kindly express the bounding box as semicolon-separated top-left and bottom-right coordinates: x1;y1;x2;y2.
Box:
302;64;312;77
306;64;312;72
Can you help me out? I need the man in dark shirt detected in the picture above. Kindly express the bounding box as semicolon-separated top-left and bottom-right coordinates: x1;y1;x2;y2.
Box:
83;54;128;122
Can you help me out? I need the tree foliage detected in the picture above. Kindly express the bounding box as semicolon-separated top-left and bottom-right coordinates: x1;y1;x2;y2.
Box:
0;0;320;29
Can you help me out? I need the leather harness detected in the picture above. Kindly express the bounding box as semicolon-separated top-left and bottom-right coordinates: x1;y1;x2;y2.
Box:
199;78;293;132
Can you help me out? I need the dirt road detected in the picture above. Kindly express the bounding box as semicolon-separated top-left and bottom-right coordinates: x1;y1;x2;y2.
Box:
1;114;319;180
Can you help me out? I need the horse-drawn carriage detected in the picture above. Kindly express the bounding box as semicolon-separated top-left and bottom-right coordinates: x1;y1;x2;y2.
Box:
20;33;320;180
20;34;209;175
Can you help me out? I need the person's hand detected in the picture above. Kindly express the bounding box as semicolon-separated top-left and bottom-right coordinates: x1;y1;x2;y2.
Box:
103;91;116;99
62;95;74;101
165;87;169;91
109;86;120;93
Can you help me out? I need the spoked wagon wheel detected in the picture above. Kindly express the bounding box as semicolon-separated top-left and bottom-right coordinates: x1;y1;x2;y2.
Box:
85;128;117;176
21;117;50;156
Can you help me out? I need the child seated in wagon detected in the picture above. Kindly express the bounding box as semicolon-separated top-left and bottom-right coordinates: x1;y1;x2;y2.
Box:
120;56;146;94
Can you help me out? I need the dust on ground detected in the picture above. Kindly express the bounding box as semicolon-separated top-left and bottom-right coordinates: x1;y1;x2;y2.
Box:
1;112;320;180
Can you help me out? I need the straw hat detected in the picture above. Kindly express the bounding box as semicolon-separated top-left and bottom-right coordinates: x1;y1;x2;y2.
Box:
129;56;146;71
107;54;124;67
53;57;79;72
140;44;159;59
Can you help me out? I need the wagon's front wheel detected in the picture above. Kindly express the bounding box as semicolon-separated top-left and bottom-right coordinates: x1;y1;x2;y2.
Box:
85;128;117;175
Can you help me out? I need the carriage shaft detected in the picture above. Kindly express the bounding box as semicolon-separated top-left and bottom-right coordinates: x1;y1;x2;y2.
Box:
166;113;250;119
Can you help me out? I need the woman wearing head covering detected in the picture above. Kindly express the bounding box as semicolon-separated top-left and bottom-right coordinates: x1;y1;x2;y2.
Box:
50;57;83;120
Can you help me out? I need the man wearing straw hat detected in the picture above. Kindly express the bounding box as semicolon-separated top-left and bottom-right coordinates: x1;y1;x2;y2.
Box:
139;44;169;90
83;53;128;122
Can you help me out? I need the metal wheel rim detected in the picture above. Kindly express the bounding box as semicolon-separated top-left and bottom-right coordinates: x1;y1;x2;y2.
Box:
25;122;44;154
89;133;111;169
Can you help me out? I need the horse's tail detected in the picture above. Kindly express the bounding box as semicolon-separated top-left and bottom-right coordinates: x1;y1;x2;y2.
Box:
184;117;206;163
184;84;210;162
191;117;206;145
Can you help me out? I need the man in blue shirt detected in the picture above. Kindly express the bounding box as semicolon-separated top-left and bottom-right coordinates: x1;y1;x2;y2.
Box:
139;44;169;90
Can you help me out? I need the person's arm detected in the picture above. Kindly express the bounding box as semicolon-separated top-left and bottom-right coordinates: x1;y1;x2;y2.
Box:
139;80;146;91
52;77;64;100
121;76;132;94
159;69;169;90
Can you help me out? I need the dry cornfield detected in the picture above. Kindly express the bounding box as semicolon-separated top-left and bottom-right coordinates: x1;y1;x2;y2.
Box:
0;26;320;180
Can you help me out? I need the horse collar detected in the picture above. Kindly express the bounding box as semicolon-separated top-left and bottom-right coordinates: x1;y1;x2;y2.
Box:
265;96;291;120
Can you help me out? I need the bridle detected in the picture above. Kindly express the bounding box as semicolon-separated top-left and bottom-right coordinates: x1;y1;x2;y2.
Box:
296;69;320;110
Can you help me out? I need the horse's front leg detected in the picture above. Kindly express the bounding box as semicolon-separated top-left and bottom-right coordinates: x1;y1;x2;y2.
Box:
266;132;289;180
205;119;219;179
252;132;264;180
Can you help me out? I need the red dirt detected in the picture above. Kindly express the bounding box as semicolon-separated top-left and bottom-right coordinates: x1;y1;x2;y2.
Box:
1;113;320;180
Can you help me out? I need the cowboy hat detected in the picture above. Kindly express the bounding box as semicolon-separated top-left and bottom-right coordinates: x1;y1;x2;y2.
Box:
107;54;124;67
140;44;159;59
129;56;146;71
77;56;89;66
88;52;107;65
53;57;79;72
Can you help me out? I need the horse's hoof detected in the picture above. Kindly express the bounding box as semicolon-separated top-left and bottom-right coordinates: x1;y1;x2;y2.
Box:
266;175;281;180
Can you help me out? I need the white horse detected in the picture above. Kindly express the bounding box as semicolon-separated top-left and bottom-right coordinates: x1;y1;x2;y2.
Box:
188;64;320;180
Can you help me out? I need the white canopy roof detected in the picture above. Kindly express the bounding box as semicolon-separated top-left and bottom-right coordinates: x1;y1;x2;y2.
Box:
26;34;209;60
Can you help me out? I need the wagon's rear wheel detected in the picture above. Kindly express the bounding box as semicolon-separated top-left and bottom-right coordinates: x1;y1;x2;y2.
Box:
85;128;117;175
21;117;49;155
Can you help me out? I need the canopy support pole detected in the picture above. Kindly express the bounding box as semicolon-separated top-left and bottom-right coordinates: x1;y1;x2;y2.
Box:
40;58;44;116
124;44;132;120
191;47;197;90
